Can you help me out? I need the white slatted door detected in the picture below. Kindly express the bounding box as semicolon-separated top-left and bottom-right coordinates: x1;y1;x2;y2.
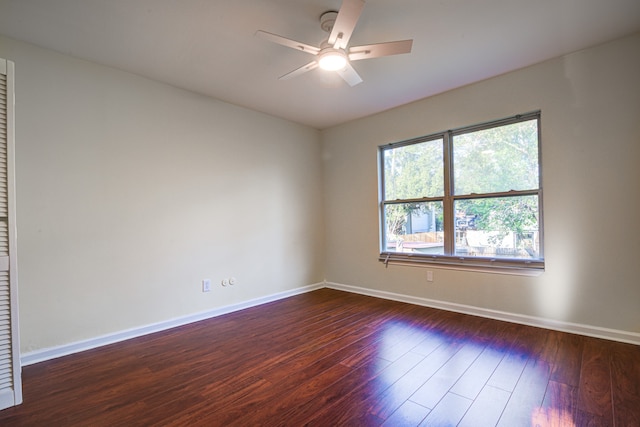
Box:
0;58;21;410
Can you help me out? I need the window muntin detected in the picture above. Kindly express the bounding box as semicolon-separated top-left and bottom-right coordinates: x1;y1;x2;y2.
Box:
379;112;543;271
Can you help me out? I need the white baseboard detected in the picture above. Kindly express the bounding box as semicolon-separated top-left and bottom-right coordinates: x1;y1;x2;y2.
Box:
326;282;640;346
21;282;325;366
22;280;639;366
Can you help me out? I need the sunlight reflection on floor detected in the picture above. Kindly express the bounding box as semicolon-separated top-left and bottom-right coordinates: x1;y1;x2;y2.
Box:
369;315;586;427
532;407;576;427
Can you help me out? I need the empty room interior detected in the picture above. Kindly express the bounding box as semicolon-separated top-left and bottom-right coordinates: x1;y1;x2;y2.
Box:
0;0;639;425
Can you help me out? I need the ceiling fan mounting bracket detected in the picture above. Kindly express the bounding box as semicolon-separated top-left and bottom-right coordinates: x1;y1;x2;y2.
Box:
320;11;338;33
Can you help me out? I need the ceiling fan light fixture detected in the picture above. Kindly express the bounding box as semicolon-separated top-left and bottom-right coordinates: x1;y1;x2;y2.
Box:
318;50;347;71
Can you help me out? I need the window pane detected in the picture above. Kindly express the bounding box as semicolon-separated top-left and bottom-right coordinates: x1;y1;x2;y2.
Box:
453;119;539;195
454;196;540;259
383;139;444;200
383;202;444;254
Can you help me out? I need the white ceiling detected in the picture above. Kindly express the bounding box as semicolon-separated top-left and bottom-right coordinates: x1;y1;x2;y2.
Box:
1;0;640;129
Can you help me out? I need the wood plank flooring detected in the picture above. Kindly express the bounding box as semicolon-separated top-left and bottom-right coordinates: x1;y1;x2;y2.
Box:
1;288;639;426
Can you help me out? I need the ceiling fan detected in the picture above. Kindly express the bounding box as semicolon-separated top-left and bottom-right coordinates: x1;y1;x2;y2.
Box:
256;0;413;86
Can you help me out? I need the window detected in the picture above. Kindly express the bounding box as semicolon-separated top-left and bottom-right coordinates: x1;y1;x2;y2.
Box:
379;112;543;272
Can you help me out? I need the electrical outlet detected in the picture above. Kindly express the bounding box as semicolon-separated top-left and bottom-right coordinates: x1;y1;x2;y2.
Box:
427;271;433;282
202;279;212;292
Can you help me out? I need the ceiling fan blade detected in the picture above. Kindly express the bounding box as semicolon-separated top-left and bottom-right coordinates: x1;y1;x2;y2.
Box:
328;0;365;50
279;61;319;80
349;39;413;61
336;62;363;86
255;30;320;55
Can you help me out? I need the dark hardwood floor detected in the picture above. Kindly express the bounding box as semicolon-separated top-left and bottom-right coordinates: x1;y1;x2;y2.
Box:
1;288;639;426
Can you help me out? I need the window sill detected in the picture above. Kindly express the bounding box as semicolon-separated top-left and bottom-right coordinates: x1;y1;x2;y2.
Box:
378;252;544;276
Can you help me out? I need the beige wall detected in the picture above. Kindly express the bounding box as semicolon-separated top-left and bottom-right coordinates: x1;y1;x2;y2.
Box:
322;33;640;334
1;31;639;355
0;36;325;353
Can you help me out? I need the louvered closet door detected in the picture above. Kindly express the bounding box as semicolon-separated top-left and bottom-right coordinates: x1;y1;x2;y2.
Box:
0;58;21;410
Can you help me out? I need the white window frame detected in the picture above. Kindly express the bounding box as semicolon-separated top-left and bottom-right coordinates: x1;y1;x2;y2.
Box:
378;111;544;274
